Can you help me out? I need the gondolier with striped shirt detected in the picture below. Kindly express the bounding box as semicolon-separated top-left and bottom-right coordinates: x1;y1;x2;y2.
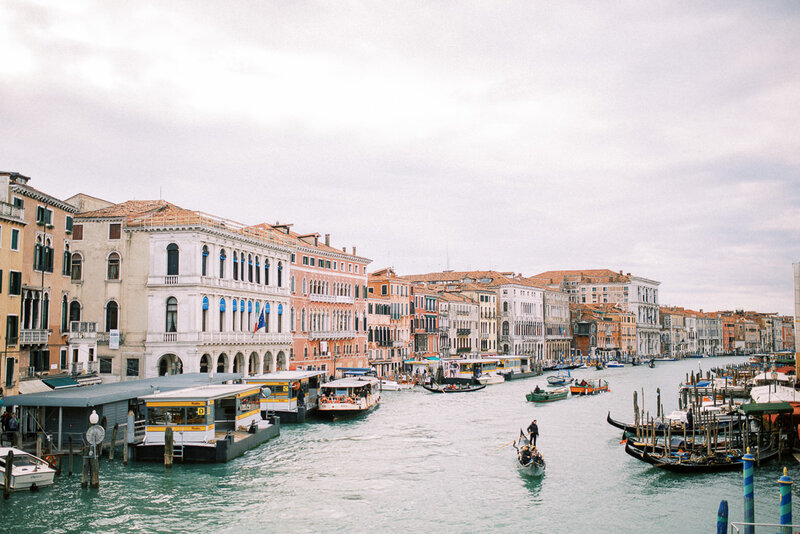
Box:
527;419;539;446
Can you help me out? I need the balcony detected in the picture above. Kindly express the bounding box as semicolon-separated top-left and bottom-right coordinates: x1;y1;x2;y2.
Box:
309;294;335;303
392;341;405;347
96;331;125;345
309;330;357;341
68;321;97;342
457;328;471;336
200;331;292;345
334;295;354;304
20;329;50;345
70;361;100;375
457;347;472;353
0;201;24;223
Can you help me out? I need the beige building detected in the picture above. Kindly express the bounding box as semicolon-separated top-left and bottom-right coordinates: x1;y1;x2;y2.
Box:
3;173;78;382
0;175;27;395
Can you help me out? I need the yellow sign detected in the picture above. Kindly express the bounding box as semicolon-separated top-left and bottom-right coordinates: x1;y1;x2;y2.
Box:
147;401;206;407
197;407;205;415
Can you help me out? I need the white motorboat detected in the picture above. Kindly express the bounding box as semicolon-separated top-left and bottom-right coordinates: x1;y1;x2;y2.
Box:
0;447;56;491
605;361;625;368
476;373;505;385
379;379;414;391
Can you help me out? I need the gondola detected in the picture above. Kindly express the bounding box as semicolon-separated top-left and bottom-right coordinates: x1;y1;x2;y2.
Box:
643;446;779;474
513;431;545;476
607;411;740;437
422;383;487;393
624;439;694;466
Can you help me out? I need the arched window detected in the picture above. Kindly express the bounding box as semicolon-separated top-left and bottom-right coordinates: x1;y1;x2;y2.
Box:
201;245;209;276
219;298;226;331
70;253;83;281
503;302;508;313
69;300;81;324
264;303;271;333
219;249;226;278
248;254;253;282
277;304;283;333
63;243;71;276
167;243;179;276
301;308;306;331
233;251;239;280
106;301;119;331
61;295;68;332
200;354;211;373
265;259;270;285
107;252;120;280
41;293;49;329
277;262;283;287
502;321;509;336
165;297;178;332
255;257;260;284
202;296;209;332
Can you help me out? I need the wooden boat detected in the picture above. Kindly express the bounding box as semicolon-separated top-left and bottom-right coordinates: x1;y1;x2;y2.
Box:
318;377;381;418
546;370;573;386
378;379;414;391
526;387;568;402
643;446;779;474
422;383;487;393
607;411;740;437
0;447;56;491
570;378;609;395
514;431;545;476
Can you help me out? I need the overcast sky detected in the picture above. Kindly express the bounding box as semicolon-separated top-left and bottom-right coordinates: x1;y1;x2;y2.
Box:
1;1;798;314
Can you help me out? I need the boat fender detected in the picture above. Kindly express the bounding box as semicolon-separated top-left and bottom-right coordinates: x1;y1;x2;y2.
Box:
44;455;57;468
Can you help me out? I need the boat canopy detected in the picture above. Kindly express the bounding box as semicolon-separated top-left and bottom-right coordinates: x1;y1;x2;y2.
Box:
738;401;794;415
321;377;380;389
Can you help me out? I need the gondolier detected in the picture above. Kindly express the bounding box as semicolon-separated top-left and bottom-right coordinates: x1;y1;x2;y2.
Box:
527;419;539;446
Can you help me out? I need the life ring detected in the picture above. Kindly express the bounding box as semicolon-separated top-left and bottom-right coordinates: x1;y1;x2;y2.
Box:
292;382;300;391
44;455;58;467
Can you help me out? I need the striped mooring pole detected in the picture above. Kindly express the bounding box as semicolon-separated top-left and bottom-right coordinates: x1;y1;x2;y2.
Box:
778;466;792;534
716;500;728;534
742;448;755;534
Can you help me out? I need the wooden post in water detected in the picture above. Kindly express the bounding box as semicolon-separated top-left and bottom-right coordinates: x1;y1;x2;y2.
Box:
757;421;763;467
656;388;661;420
633;391;640;440
36;433;42;459
109;424;118;461
68;436;74;476
164;427;173;467
123;436;128;465
3;450;12;499
81;445;89;488
14;431;21;449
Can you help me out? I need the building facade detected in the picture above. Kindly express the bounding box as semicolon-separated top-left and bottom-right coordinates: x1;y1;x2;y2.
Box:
70;200;293;380
367;268;412;375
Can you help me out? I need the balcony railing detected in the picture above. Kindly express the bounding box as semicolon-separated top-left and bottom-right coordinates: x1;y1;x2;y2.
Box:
201;331;291;345
457;328;471;336
334;295;354;304
309;330;357;341
392;341;405;347
309;294;335;303
20;329;50;344
0;201;24;223
164;275;179;285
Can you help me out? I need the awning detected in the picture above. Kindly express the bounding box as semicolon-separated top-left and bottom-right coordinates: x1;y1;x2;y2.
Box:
17;379;52;395
738;402;794;415
425;357;441;361
42;376;80;390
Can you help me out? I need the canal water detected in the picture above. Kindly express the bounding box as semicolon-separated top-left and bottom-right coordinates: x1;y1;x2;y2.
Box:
1;356;795;533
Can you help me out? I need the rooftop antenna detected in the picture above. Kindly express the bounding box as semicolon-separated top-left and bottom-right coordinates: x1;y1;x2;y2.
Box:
159;186;162;200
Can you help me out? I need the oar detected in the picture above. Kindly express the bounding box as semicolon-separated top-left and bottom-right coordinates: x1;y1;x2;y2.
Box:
490;438;519;453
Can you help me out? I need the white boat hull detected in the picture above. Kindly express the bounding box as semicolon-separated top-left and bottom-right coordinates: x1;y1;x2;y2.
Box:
476;374;505;385
379;380;414;391
0;448;56;491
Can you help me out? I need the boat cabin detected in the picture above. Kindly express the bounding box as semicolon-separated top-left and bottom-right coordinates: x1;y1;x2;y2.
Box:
448;359;500;380
495;356;522;374
318;376;380;417
244;370;326;423
140;384;265;446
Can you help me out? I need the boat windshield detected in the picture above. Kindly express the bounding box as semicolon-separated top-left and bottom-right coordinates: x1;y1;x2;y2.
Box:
0;454;40;468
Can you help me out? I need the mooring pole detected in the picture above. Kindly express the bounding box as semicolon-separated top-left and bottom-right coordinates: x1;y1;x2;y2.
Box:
3;450;12;499
742;449;755;534
716;500;728;534
778;467;792;534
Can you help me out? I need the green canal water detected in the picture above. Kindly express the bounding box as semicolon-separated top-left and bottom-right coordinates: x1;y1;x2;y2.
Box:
1;356;796;533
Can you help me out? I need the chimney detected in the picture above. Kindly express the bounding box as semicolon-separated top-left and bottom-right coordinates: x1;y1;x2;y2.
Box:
352;246;357;256
619;270;622;275
325;234;330;246
342;247;346;252
626;273;631;276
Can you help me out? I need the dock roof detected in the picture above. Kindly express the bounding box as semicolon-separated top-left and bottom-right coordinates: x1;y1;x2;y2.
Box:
0;373;242;408
140;383;258;401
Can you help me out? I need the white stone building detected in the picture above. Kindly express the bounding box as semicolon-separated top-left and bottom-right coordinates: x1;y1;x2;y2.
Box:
70;200;292;380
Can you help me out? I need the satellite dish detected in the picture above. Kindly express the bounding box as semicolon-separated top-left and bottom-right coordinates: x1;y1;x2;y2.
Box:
86;425;106;445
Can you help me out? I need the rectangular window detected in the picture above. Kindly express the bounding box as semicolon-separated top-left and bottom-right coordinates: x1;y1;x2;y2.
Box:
12;197;23;209
310;258;315;267
126;358;140;377
9;271;21;295
302;256;308;265
36;206;53;225
6;315;19;346
65;216;73;233
109;223;121;239
0;270;2;293
291;253;296;263
72;224;83;240
10;228;19;251
100;357;112;374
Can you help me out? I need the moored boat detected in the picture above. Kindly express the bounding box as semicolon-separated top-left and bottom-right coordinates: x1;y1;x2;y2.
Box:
605;361;624;368
0;447;56;491
422;383;486;393
570;378;609;395
643;446;779;474
318;377;381;418
546;370;573;386
526;387;568;402
379;379;414;391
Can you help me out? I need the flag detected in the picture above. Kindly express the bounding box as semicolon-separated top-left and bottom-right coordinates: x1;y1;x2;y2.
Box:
255;308;266;333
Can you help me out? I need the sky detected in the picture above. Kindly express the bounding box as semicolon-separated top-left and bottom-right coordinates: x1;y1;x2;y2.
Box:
1;1;798;315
